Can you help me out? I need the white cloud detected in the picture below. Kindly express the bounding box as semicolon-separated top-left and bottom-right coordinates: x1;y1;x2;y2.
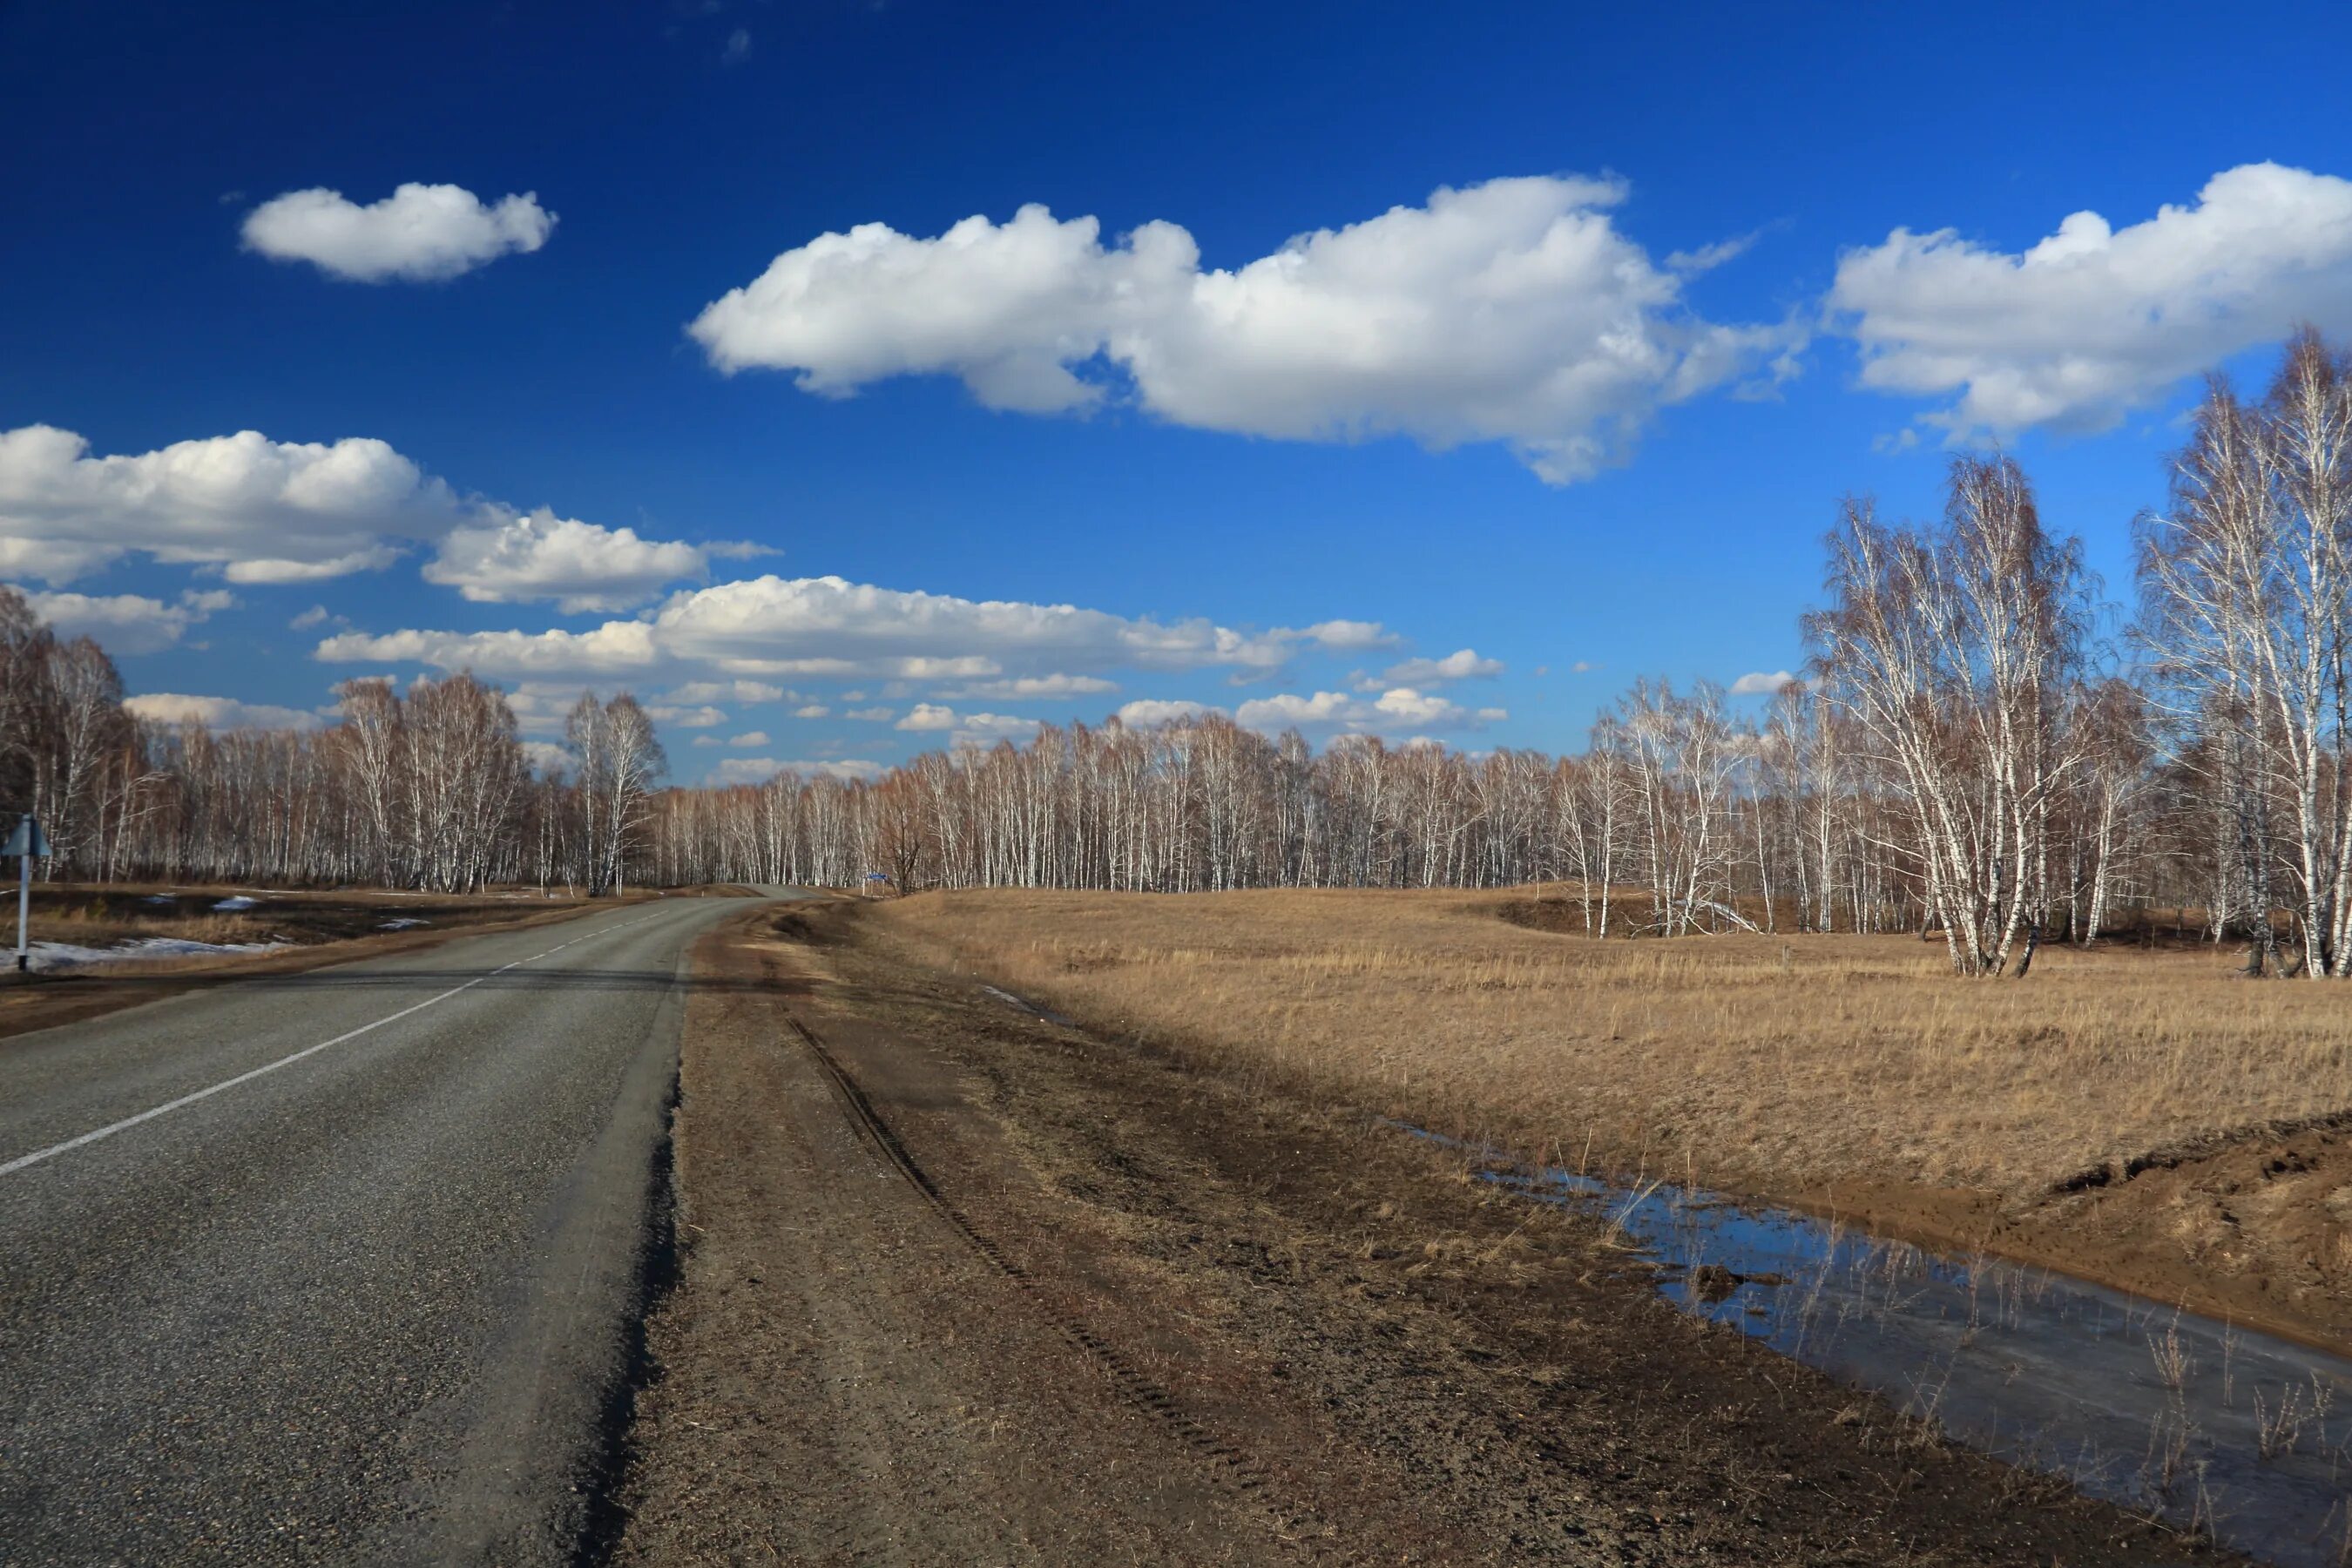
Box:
727;730;771;747
1666;233;1761;274
0;423;456;585
24;587;233;654
288;605;346;631
790;703;831;719
666;679;787;704
1233;691;1359;729
522;740;571;774
1295;618;1399;651
711;756;887;785
1729;669;1800;696
242;183;556;282
893;702;1038;747
123;692;321;731
934;672;1118;700
645;703;727;728
1376;647;1503;686
422;509;723;612
652;575;1294;679
721;27;750;64
1233;686;1504;735
1830;162;2352;436
317;572;1310;685
691;734;722;747
497;680;600;735
1115;698;1219;727
894;702;957;731
845;706;895;721
690;176;1793;483
950;713;1043;745
317;619;660;675
3;416;711;609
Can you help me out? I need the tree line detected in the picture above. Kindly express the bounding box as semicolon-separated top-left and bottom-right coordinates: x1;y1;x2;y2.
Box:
2;331;2344;976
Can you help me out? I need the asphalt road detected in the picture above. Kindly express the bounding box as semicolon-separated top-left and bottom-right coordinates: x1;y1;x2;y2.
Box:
0;893;772;1566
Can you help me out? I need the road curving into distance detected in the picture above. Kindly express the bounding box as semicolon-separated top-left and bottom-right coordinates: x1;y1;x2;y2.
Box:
0;891;788;1566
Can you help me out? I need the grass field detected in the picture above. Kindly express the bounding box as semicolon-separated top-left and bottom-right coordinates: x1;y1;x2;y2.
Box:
869;886;2352;1344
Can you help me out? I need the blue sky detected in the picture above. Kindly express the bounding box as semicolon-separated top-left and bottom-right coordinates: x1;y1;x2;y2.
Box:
4;0;2351;781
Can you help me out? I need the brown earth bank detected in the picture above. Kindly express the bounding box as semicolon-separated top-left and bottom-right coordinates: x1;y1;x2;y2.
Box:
870;888;2352;1354
0;882;748;1043
612;899;2238;1565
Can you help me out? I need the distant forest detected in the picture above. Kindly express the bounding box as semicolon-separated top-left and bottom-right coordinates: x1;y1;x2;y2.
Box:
3;332;2348;977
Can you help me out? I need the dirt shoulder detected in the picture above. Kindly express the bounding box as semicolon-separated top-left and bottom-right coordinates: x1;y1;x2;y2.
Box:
616;900;2234;1565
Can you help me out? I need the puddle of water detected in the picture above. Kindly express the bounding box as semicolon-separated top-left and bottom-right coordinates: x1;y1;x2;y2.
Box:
1399;1126;2352;1567
981;985;1076;1029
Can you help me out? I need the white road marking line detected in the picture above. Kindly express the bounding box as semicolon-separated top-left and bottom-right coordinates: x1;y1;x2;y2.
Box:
0;909;676;1180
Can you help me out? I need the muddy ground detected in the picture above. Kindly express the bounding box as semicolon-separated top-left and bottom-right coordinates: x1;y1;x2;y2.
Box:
614;900;2239;1565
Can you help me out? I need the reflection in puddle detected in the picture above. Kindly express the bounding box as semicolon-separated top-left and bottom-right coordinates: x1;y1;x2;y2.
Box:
1400;1126;2352;1567
981;984;1076;1028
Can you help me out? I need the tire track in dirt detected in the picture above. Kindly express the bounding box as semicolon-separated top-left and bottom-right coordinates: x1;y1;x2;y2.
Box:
772;985;1333;1558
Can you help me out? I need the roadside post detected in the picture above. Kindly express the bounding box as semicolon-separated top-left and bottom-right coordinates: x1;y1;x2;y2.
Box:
8;814;51;973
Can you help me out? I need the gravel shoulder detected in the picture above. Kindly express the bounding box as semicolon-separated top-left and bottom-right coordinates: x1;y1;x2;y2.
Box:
618;901;2240;1565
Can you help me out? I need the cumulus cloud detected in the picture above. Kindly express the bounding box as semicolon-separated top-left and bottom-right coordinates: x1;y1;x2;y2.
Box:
316;573;1315;685
933;673;1119;700
497;680;602;735
1375;647;1503;686
318;620;659;675
893;702;1038;747
711;756;886;785
1;424;701;607
727;730;771;747
1830;162;2352;436
790;704;831;719
0;423;458;585
1295;619;1400;651
894;703;956;731
1114;698;1219;727
1233;686;1504;736
690;176;1794;483
25;587;233;654
667;679;787;704
242;183;556;282
422;508;722;612
1729;669;1801;696
845;706;895;721
122;693;321;731
522;740;571;774
645;702;727;728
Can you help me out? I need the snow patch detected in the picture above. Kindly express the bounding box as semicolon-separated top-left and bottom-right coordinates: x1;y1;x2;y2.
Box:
212;896;260;912
27;936;292;972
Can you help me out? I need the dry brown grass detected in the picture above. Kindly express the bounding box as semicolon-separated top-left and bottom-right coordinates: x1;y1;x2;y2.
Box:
28;899;277;950
869;887;2352;1202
